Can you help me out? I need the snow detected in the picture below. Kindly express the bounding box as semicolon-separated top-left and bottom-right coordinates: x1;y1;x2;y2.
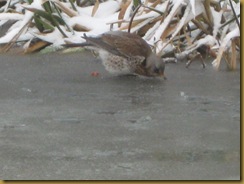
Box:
150;0;184;43
0;13;24;20
0;0;240;69
212;27;240;68
211;7;223;38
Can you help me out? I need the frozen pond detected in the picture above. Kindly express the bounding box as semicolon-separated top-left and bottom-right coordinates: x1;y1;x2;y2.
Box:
0;52;240;180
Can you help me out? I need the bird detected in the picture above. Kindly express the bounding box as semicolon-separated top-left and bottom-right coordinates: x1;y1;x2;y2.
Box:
63;31;166;78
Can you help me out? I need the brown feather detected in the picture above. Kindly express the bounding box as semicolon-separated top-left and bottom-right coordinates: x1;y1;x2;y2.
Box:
101;31;152;58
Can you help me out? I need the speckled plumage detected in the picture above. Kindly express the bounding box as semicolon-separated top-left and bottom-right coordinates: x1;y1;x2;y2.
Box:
98;49;145;75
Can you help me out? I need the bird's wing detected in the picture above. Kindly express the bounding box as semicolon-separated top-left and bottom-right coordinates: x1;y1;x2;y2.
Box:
82;34;125;58
101;32;151;59
83;32;151;62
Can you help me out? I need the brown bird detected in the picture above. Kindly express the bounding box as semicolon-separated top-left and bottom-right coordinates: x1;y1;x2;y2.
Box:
64;31;166;78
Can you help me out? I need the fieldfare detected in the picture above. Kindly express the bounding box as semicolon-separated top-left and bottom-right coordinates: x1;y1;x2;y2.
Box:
64;31;166;78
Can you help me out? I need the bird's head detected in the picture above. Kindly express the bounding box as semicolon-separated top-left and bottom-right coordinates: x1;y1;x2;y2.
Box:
147;53;166;79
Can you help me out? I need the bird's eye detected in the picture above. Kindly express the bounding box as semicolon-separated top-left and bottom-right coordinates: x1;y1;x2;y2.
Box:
153;67;160;73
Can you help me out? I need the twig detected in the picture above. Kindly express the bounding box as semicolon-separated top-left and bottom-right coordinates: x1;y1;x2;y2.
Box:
128;3;142;33
228;0;240;31
141;4;163;15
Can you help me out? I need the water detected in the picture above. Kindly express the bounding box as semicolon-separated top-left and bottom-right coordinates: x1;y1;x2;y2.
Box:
0;52;240;180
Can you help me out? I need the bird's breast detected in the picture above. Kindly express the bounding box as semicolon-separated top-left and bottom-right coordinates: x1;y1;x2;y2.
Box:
97;50;138;75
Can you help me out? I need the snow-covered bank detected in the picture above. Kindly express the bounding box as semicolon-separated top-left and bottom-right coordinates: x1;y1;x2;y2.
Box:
0;0;240;69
